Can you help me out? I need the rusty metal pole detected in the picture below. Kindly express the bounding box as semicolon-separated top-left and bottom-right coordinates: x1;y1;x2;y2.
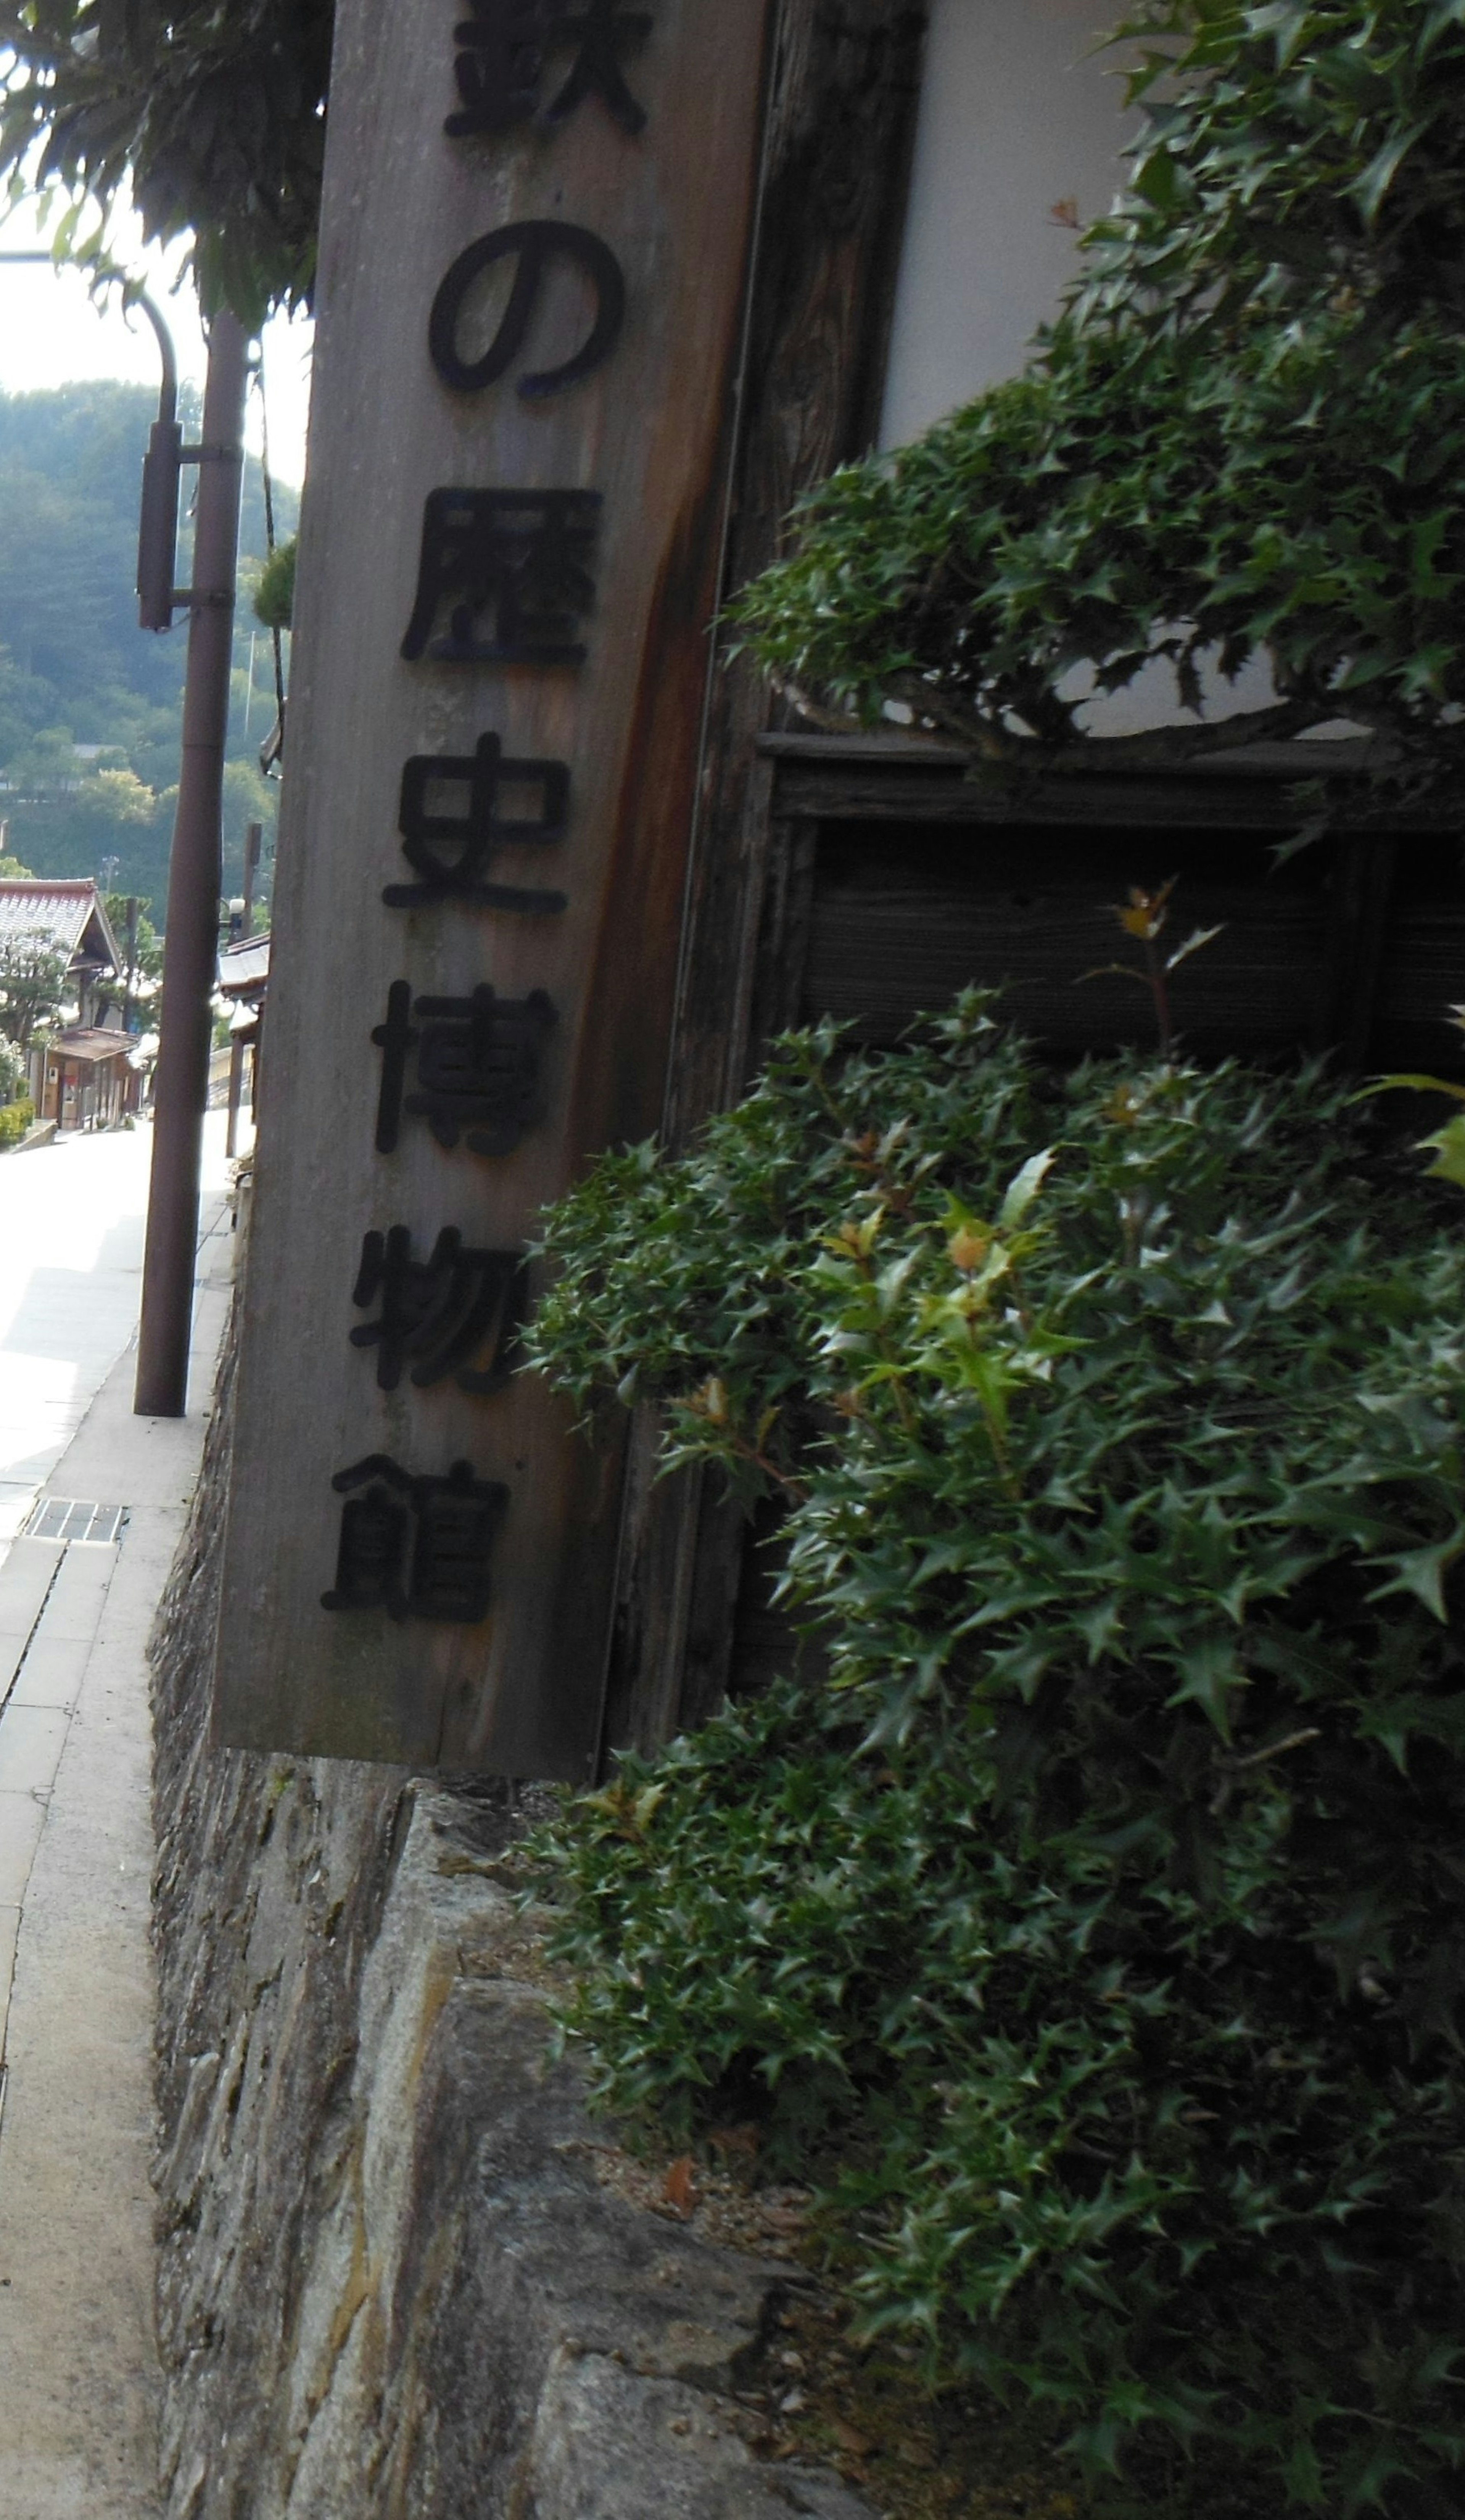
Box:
135;311;250;1416
242;818;261;936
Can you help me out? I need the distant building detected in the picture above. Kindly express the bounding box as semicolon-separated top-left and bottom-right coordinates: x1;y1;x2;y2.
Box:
0;876;141;1130
216;929;269;1158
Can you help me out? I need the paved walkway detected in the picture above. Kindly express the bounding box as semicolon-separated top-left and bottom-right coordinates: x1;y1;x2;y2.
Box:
0;1117;235;2520
0;1120;232;1555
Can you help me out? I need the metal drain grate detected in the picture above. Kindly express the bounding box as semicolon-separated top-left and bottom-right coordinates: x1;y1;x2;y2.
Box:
25;1497;127;1545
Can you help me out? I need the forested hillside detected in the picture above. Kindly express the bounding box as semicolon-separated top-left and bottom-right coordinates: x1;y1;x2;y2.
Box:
0;378;298;922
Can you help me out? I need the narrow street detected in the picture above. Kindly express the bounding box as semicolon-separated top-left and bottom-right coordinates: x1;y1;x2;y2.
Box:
0;1119;231;1560
0;1116;234;2520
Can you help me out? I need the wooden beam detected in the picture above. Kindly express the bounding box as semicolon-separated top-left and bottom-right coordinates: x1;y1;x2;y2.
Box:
664;2;930;1143
754;732;1458;830
214;0;775;1773
604;0;929;1759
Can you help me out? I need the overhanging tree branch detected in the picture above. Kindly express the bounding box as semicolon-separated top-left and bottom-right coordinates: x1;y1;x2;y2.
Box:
734;1;1465;780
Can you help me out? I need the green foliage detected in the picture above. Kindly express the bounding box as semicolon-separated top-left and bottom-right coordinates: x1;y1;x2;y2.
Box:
734;1;1465;764
253;534;296;632
1359;1006;1465;1188
0;921;69;1046
0;1095;34;1145
529;1007;1465;2510
0;382;292;911
0;0;333;323
103;890;161;989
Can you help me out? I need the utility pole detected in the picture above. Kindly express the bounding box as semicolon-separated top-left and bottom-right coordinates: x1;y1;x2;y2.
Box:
225;820;262;1160
242;818;261;938
135;312;250;1418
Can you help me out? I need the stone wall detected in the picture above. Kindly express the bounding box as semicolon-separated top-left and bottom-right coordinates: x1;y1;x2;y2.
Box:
149;1321;876;2520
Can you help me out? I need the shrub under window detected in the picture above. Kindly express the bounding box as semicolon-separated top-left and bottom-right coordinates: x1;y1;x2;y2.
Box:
528;1006;1465;2515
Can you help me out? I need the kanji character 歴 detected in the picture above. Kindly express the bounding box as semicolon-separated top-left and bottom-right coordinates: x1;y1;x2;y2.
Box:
401;488;601;666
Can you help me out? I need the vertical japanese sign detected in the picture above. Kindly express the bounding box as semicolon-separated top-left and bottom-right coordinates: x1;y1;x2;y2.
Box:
213;0;771;1770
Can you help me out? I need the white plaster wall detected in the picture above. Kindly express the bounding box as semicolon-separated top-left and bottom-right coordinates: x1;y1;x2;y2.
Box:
879;0;1291;735
880;0;1133;449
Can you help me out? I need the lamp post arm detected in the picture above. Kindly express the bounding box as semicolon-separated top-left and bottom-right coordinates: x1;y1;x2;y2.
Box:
0;251;184;621
131;287;179;422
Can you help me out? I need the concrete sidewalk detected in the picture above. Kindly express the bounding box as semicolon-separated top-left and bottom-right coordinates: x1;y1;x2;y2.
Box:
0;1198;233;2520
0;1115;235;1559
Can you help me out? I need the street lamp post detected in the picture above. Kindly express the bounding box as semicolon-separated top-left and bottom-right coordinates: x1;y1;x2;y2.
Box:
0;257;251;1418
134;309;250;1416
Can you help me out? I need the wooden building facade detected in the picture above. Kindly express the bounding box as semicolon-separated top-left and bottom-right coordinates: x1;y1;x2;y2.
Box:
221;0;1462;1774
0;879;140;1130
596;1;1464;1757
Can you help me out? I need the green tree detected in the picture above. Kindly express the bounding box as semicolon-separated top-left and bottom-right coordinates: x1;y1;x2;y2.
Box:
736;2;1465;774
0;381;296;912
0;1;333;323
103;891;162;991
0;924;69;1048
222;758;277;888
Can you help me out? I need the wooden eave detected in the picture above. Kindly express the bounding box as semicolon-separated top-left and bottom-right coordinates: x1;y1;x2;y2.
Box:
754;732;1455;832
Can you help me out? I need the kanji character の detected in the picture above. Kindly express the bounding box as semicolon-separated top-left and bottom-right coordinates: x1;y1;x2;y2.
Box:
430;222;625;401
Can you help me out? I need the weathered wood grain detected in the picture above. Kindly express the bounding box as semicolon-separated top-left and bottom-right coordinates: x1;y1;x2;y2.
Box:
799;819;1335;1054
214;0;772;1772
604;0;929;1756
761;736;1456;831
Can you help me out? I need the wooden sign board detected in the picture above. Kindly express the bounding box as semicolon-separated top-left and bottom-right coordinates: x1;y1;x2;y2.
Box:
213;0;771;1772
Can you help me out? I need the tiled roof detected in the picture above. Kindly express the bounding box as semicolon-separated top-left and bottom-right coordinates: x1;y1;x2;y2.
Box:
0;879;121;970
218;930;270;996
49;1027;135;1065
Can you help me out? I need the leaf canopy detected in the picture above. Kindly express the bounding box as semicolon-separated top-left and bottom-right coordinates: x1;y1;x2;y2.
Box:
734;1;1465;768
0;0;334;323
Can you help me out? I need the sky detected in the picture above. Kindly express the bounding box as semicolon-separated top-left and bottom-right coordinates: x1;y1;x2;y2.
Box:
0;208;312;489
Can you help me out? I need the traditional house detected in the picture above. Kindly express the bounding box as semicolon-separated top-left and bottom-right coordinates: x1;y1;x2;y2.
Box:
216;929;270;1157
0;876;140;1129
586;0;1461;1746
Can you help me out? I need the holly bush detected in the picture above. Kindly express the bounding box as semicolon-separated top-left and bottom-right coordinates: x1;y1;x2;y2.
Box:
734;1;1465;768
527;1004;1465;2512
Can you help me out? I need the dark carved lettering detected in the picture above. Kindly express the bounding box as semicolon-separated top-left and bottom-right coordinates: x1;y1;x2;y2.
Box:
430;222;626;400
372;979;557;1159
543;1;652;135
401;488;601;666
384;734;569;912
447;0;544;136
322;1456;508;1623
448;1;652;142
351;1228;530;1394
